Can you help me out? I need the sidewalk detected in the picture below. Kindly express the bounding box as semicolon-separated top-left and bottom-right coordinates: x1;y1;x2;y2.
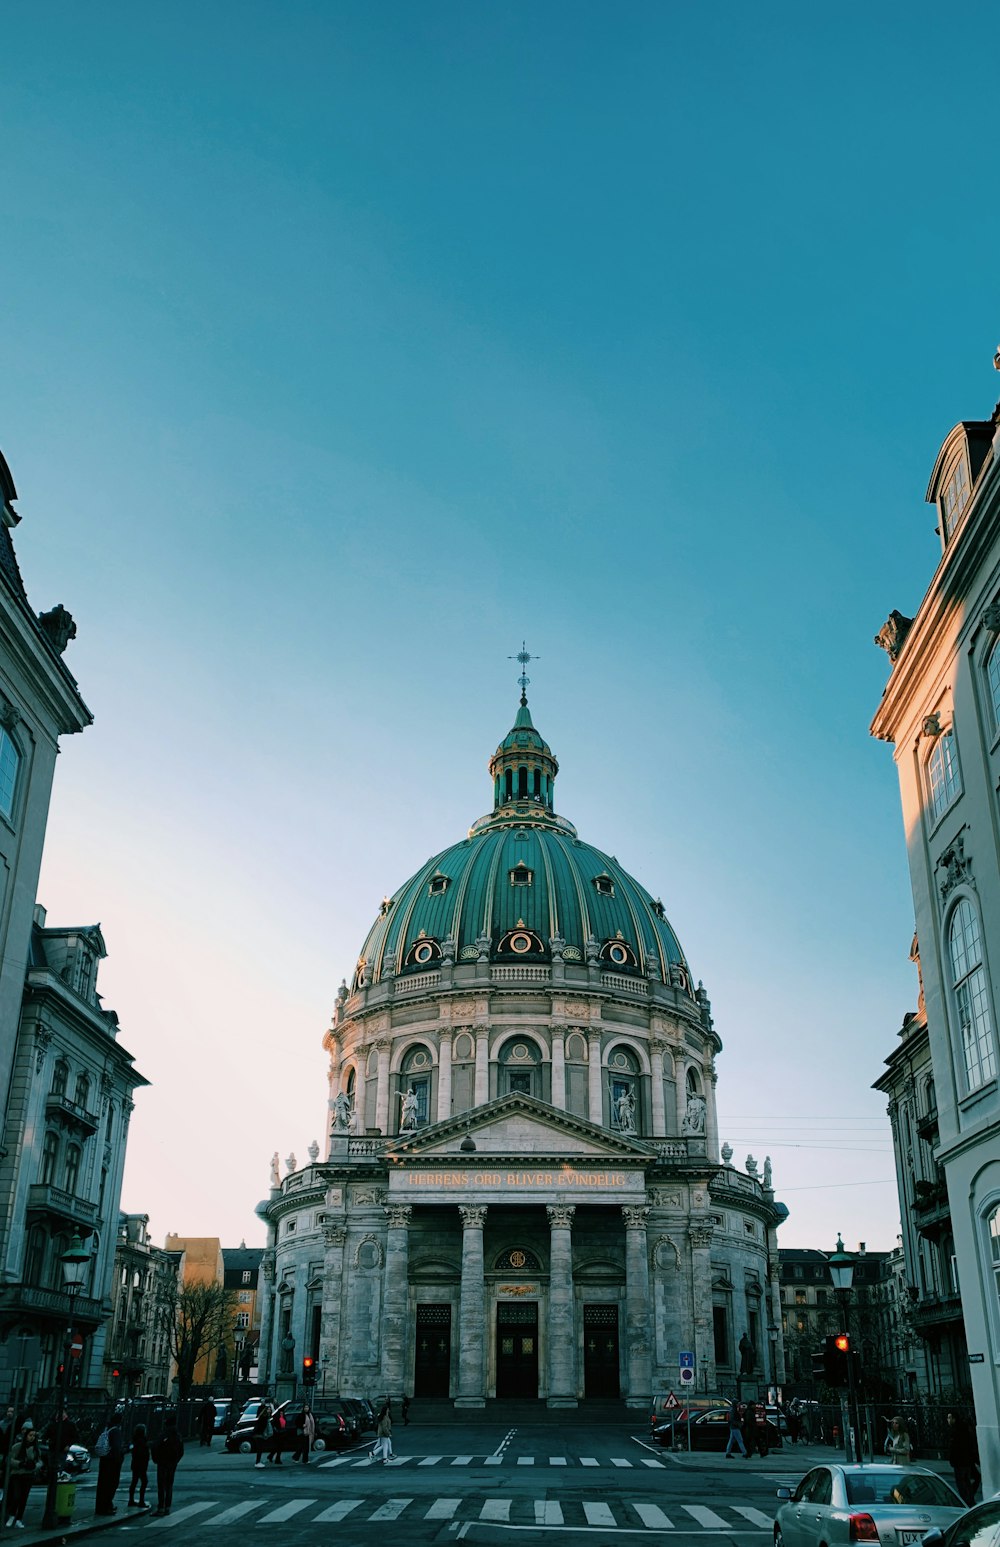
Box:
0;1501;139;1546
660;1441;953;1478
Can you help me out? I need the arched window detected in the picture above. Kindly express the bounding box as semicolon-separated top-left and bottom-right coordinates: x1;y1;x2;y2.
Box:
608;1045;640;1132
988;639;1000;732
74;1072;90;1110
41;1131;60;1185
498;1037;541;1098
0;725;20;821
987;1205;1000;1319
51;1060;68;1099
927;731;961;822
949;898;997;1092
64;1143;82;1195
399;1045;433;1127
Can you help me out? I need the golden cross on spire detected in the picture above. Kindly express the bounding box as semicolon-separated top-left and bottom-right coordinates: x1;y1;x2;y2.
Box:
508;641;537;706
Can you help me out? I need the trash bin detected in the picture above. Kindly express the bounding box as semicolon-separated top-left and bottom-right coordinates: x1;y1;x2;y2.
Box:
55;1480;76;1524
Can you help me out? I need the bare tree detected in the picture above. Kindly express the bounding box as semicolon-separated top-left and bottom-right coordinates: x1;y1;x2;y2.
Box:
160;1281;237;1400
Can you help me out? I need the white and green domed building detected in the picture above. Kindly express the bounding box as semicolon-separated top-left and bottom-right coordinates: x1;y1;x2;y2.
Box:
258;692;787;1409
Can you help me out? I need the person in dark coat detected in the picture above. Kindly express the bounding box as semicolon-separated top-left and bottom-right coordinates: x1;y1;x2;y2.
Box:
198;1399;215;1447
946;1411;980;1506
401;1395;411;1426
252;1402;271;1468
6;1422;41;1528
128;1424;150;1508
150;1416;184;1516
95;1420;125;1515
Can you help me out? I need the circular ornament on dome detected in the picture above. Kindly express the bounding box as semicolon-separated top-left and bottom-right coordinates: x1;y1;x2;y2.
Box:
612;1051;630;1070
414;942;435;964
509;932;533;954
410;1049;429;1069
608;942;629;966
509;1249;527;1268
512;1043;530;1060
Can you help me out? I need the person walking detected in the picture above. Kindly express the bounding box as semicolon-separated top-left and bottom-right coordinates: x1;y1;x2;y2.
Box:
6;1421;40;1529
725;1399;747;1458
752;1400;770;1457
198;1398;215;1448
887;1416;912;1466
372;1405;393;1464
267;1404;287;1464
293;1406;315;1464
128;1424;150;1508
401;1395;411;1426
252;1401;271;1468
95;1418;125;1515
150;1415;184;1516
787;1399;802;1446
946;1411;980;1506
42;1408;78;1471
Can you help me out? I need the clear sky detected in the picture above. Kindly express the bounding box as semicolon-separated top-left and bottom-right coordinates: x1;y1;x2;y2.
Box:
2;2;997;1254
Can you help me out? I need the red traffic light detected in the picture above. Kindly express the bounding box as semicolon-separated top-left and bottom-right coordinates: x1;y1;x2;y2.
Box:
834;1334;850;1353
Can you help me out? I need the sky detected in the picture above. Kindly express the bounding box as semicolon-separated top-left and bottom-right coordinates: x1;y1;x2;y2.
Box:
2;1;998;1255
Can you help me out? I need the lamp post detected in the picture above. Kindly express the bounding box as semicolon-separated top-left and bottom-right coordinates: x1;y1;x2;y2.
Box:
41;1232;91;1530
231;1330;245;1406
767;1324;779;1405
827;1234;862;1463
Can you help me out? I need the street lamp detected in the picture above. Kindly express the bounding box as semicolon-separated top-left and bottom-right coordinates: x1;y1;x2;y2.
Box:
231;1329;245;1405
41;1232;91;1530
826;1234;862;1462
767;1324;779;1403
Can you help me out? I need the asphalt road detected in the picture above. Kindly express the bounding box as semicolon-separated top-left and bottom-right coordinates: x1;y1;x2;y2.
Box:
73;1419;817;1546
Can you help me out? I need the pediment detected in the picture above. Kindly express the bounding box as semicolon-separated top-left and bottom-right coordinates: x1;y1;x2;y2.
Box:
387;1093;649;1161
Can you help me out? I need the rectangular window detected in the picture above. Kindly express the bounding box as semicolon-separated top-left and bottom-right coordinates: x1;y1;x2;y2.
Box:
236;1311;250;1329
242;1270;252;1284
928;732;961;822
941;457;970;540
713;1305;730;1365
239;1290;251;1303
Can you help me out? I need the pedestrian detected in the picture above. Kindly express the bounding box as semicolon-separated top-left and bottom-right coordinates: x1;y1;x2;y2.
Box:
150;1415;184;1516
887;1415;912;1466
6;1420;40;1529
374;1405;393;1465
402;1395;411;1426
95;1418;125;1515
293;1405;315;1464
128;1424;150;1508
267;1403;287;1464
252;1401;271;1468
43;1407;79;1471
946;1411;980;1506
753;1400;770;1457
725;1399;747;1458
198;1398;215;1447
787;1399;802;1446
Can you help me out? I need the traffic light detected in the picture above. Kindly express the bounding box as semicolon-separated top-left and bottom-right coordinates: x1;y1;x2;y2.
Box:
811;1345;827;1382
825;1333;850;1388
302;1355;316;1386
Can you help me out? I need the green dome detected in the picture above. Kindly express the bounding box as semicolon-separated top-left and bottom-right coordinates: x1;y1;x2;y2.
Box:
353;699;693;992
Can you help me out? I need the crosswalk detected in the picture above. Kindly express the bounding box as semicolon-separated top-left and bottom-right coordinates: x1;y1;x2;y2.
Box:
134;1495;776;1532
319;1450;669;1469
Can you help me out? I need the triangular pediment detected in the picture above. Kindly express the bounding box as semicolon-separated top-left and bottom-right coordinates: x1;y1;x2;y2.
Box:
387;1093;650;1161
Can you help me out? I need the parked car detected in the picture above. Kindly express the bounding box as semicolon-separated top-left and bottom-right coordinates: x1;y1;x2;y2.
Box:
774;1465;965;1547
649;1393;726;1428
211;1399;233;1433
922;1499;1000;1547
653;1405;783;1451
225;1401;351;1455
337;1399;371;1436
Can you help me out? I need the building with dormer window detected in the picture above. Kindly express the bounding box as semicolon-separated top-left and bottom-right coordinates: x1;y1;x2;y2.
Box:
257;690;788;1410
873;387;1000;1489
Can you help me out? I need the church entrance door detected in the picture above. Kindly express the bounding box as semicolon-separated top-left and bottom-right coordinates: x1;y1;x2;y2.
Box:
414;1304;451;1398
583;1304;620;1398
496;1302;538;1398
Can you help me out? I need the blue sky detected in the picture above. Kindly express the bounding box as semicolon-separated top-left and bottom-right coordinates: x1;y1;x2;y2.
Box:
2;2;998;1251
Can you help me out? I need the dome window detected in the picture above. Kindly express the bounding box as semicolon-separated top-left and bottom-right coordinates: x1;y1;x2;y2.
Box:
593;874;615;898
428;873;451;896
498;926;544;957
601;936;637;969
509;863;533;888
406;935;443;968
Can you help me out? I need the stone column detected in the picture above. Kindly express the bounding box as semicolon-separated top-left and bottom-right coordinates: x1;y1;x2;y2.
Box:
706;1068;719;1161
550;1028;566;1110
380;1204;412;1398
650;1040;667;1138
319;1223;347;1390
546;1204;578;1407
474;1029;489;1107
375;1039;391;1134
437;1029;453;1122
676;1070;688;1135
622;1205;652;1408
257;1248;276;1387
587;1031;603;1124
456;1204;488;1407
688;1221;716;1393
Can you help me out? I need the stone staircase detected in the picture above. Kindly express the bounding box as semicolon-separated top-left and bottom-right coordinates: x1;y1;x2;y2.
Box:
404;1397;641;1425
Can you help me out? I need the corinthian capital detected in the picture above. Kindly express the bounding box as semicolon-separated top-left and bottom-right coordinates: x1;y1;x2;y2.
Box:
458;1204;488;1230
546;1205;576;1230
688;1222;715;1249
322;1223;348;1247
384;1205;412;1229
621;1205;650;1231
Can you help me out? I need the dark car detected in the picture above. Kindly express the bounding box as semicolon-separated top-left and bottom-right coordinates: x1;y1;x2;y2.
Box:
653;1405;783;1451
922;1499;1000;1547
337;1399;371;1436
225;1401;350;1455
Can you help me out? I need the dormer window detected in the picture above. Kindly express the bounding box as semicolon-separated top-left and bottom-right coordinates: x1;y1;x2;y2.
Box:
405;934;442;968
593;874;615;898
601;935;637;969
428;873;450;896
941;456;970;540
509;863;533;887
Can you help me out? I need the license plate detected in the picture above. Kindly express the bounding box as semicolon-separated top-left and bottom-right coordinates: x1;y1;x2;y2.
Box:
898;1531;924;1543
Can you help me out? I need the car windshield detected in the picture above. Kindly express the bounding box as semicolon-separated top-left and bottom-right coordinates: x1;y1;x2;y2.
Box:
844;1473;961;1507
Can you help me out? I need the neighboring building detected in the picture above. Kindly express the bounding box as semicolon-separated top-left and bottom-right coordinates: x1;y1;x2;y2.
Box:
873;944;969;1399
222;1243;263;1382
258;689;788;1408
162;1234;226;1388
778;1246;902;1398
0;908;148;1394
871;386;1000;1487
0;451;92;1128
105;1213;179;1399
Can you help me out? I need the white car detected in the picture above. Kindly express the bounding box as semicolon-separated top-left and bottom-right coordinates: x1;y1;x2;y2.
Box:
775;1465;965;1547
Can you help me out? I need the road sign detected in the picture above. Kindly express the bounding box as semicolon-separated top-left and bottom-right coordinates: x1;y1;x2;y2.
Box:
665;1391;679;1409
69;1336;84;1360
679;1366;695;1384
678;1351;695;1369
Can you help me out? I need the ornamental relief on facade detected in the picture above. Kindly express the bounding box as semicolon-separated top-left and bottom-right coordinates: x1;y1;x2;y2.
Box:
353;1234;385;1270
351;1185;386;1206
648;1189;682;1208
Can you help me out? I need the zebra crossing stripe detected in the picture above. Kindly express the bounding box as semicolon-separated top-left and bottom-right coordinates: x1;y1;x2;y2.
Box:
549;1456;567;1465
734;1506;774;1528
684;1504;731;1528
480;1499;512;1522
584;1501;617;1525
580;1456;600;1465
425;1499;461;1519
610;1457;633;1467
640;1457;665;1468
516;1455;534;1465
318;1453;356;1467
368;1498;413;1521
484;1456;503;1464
535;1500;564;1525
418;1455;443;1466
257;1499;315;1523
451;1455;473;1465
313;1499;362;1522
146;1501;219;1528
634;1503;675;1529
206;1501;264;1525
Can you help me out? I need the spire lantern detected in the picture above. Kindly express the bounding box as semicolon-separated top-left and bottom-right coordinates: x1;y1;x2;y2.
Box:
490;646;559;816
